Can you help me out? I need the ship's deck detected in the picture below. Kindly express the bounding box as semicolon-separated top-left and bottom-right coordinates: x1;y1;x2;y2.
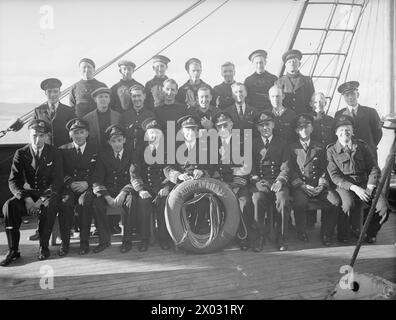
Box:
0;212;395;300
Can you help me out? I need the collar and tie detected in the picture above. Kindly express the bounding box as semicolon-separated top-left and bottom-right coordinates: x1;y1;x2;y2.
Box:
48;103;56;120
264;138;270;149
237;104;244;117
76;147;82;157
301;141;309;151
116;152;121;161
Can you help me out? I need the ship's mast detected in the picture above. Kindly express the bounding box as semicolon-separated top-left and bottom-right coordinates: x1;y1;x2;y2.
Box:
384;0;395;114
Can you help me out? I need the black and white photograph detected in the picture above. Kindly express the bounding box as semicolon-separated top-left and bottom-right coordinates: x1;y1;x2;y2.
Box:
0;0;395;304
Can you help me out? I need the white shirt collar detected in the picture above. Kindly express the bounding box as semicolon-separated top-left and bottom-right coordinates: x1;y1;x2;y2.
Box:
221;135;232;145
185;140;196;150
48;101;59;109
235;102;246;113
73;142;87;154
31;145;44;156
273;106;285;116
347;104;359;113
261;135;273;145
300;139;310;147
149;141;160;151
114;149;124;159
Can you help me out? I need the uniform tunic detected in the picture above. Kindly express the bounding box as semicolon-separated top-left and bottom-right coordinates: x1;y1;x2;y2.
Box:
110;78;144;113
69;78;107;118
145;75;168;110
275;72;314;115
312;112;336;147
154;102;187;126
213;81;236;110
244;71;278;110
122;106;154;150
273;108;297;143
175;80;217;108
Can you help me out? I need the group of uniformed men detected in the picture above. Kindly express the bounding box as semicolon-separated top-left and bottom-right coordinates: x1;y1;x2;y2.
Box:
0;48;390;266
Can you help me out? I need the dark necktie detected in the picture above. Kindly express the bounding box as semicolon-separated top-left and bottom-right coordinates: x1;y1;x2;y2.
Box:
264;138;269;149
77;147;82;157
152;147;157;157
116;152;121;162
238;105;244;117
352;109;356;118
34;151;40;169
49;104;55;120
302;142;308;152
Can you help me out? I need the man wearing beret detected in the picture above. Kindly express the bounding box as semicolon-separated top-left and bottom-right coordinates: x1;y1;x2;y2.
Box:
289;114;341;246
69;58;107;118
1;120;63;266
175;58;217;109
275;49;315;115
91;124;134;253
128;117;172;251
83;87;122;147
250;111;292;251
34;78;76;148
269;85;297;143
187;86;220;130
244;49;278;110
213;62;237;110
145;55;171;110
58;118;99;255
210;112;255;250
154;79;187;127
327;115;389;243
334;81;382;160
311;92;336;148
123;84;154;151
110;60;144;113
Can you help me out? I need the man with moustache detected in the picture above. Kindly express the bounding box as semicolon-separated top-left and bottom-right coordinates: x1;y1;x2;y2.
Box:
244;50;278;110
69;58;107;118
145;55;171;110
276;49;315;115
110;60;144;113
213;62;237;110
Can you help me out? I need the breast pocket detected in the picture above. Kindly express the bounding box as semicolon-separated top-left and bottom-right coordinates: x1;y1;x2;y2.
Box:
336;154;351;173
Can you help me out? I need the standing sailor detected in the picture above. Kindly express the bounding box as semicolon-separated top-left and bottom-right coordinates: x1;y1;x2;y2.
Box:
110;60;144;113
1;120;63;266
213;61;237;110
34;78;76;147
311;92;336;148
145;55;171;110
244;49;278;110
276;49;315;115
69;58;107;118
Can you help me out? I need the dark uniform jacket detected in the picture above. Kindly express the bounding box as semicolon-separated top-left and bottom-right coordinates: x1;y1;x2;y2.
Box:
145;75;168;110
110;78;144;113
251;135;290;187
130;139;170;195
175;80;217;108
326;139;381;190
273;108;297;143
69;78;107;118
92;146;134;197
164;139;210;184
290;140;329;189
312;112;336;147
59;141;99;190
83;109;122;146
186;105;220;128
225;103;257;132
275;72;314;114
34;102;76;147
9;144;63;200
154;103;187;125
335;105;383;157
244;71;278;110
213;81;236;110
122;106;154;150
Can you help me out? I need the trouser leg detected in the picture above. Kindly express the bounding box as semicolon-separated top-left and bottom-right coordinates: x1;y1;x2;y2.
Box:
58;193;75;246
38;196;58;248
275;188;291;242
137;198;152;241
2;197;24;251
292;188;308;235
156;196;172;244
365;194;390;237
92;197;111;244
335;188;357;239
320;189;341;238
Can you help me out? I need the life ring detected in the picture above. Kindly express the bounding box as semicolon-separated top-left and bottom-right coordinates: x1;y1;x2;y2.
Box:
165;177;240;253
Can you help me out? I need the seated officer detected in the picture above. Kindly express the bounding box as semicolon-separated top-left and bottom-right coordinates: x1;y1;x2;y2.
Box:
327;115;388;243
211;112;255;251
289;114;341;246
129;118;172;251
1;120;63;266
58;118;99;256
91;125;134;253
250;111;292;251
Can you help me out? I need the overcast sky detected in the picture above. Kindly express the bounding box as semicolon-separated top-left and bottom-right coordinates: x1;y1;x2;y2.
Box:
0;0;389;116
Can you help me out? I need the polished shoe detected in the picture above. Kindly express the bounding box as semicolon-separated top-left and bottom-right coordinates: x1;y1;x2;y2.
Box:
322;235;332;247
297;232;309;242
0;250;21;266
93;242;111;253
79;245;90;255
120;241;132;253
111;225;122;235
160;242;170;250
278;243;288;251
138;240;149;252
337;238;349;244
239;240;250;251
38;247;50;261
58;244;69;257
365;235;377;244
29;231;40;241
252;237;264;252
